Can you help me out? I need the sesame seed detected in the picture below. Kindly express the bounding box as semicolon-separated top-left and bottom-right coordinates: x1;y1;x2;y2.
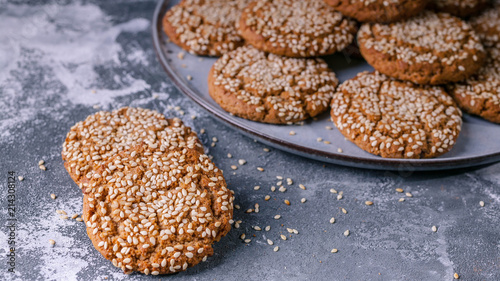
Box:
317;137;323;142
337;194;343;200
265;195;271;201
274;215;281;220
301;198;306;203
299;184;306;190
271;186;276;192
244;239;251;243
71;214;79;219
406;192;413;197
38;160;45;165
395;188;404;193
265;226;271;231
177;52;185;60
227;153;232;158
341;208;347;214
479;201;485;207
75;217;83;222
344;230;350;237
253;226;262;231
50;194;56;200
399;198;405;202
323;141;331;144
18;176;24;181
186;75;192;81
325;126;333;130
254;186;260;190
238;159;247;165
432;226;437;232
39;165;46;171
231;165;238;170
257;167;264;172
267;239;274;245
49;239;55;246
273;246;279;252
330;189;337;194
330;217;335;224
331;248;338;253
365;201;373;206
284;199;290;205
289;131;296;136
279;186;287;193
280;234;287;240
337;148;343;153
263;148;270;152
454;273;459;279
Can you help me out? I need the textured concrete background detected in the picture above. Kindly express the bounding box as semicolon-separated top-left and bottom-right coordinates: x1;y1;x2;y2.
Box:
0;1;499;280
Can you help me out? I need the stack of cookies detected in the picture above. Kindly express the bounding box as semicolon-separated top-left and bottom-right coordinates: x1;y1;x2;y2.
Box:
163;0;500;159
62;107;234;275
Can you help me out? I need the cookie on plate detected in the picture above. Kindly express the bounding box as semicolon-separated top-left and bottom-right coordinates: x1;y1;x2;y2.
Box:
238;0;357;57
331;71;463;159
208;46;338;124
323;0;428;23
162;0;251;56
62;107;202;191
470;6;500;47
447;47;500;123
431;0;490;18
358;12;486;85
83;146;233;274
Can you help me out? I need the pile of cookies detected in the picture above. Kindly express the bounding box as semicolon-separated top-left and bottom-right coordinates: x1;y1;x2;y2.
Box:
163;0;500;160
62;107;234;275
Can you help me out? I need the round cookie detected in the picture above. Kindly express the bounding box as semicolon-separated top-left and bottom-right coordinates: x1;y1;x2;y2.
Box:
162;0;251;56
432;0;490;18
324;0;429;23
447;48;500;123
358;11;486;85
470;6;500;47
208;46;338;124
331;71;463;159
83;146;234;275
238;0;357;58
62;107;202;191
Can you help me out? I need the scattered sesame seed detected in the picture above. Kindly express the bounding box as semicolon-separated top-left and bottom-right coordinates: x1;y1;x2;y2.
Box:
244;239;251;243
50;194;56;200
399;198;405;202
299;184;306;190
454;273;459;279
257;167;264;172
265;195;271;201
432;226;437;232
325;126;333;130
337;194;343;200
330;217;336;224
200;129;206;134
75;217;83;222
265;226;271;231
286;178;293;185
253;226;262;231
279;186;287;193
246;209;253;213
212;137;218;142
235;205;241;209
18;176;24;181
344;230;350;237
273;246;279;252
341;208;347;214
289;131;296;136
301;198;306;203
274;215;281;220
331;248;338;253
49;239;55;246
38;160;45;165
267;239;274;245
323;141;331;144
406;192;413;197
227;153;232;158
60;215;68;220
337;148;343;153
254;185;260;190
191;115;197;120
280;234;287;240
317;137;323;142
330;188;337;194
263;148;270;152
271;186;276;192
71;214;79;219
39;165;46;171
396;188;404;193
231;165;238;170
284;199;290;205
238;159;247;165
479;201;485;207
177;52;185;60
365;201;373;206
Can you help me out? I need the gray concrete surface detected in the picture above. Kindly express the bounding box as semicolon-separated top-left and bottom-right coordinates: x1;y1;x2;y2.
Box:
0;1;499;280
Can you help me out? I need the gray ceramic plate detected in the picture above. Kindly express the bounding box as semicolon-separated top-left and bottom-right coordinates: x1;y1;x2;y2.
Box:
152;0;500;171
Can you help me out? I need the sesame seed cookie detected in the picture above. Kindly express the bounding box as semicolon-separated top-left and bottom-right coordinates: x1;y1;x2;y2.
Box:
331;71;463;159
83;146;233;275
62;107;202;191
324;0;429;23
470;6;500;47
358;12;486;85
431;0;490;18
162;0;252;56
208;46;338;124
447;47;500;123
238;0;357;58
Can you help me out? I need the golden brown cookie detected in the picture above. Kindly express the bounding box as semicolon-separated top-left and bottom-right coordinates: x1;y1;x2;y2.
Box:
324;0;429;23
358;12;486;85
431;0;490;18
208;46;338;124
62;107;202;191
162;0;251;56
447;47;500;123
83;146;234;275
331;71;463;159
238;0;357;58
470;6;500;47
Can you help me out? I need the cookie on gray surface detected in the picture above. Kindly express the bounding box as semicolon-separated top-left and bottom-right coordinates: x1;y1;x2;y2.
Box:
162;0;252;56
83;146;233;274
324;0;428;23
447;47;500;123
358;12;486;85
331;71;463;159
208;46;338;124
62;107;202;191
238;0;357;57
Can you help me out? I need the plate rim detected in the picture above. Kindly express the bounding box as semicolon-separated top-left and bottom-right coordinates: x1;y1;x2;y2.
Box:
151;0;500;171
